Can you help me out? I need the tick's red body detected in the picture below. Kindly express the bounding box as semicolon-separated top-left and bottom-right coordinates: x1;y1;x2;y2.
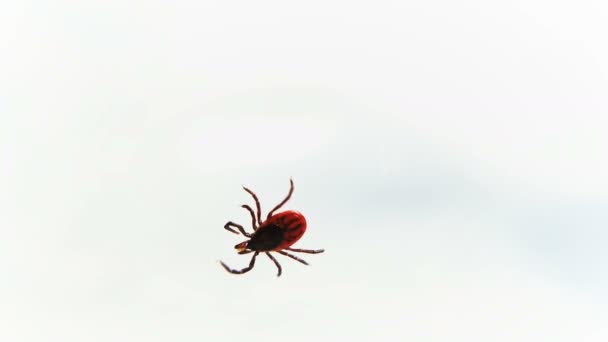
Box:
220;179;324;277
235;210;307;252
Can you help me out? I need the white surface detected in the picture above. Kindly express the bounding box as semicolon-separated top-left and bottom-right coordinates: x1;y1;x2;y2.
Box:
2;1;608;341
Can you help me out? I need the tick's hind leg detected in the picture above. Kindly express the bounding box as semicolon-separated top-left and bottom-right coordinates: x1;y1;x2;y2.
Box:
266;252;282;277
220;252;259;275
277;250;309;265
224;221;251;237
286;247;325;254
267;178;294;219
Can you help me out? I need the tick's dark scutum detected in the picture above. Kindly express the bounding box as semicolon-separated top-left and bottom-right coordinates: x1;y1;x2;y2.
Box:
246;224;284;251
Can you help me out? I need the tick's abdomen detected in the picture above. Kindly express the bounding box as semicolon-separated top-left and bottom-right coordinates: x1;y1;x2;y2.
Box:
247;210;307;251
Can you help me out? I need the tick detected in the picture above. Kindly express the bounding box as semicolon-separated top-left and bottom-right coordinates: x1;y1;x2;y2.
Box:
220;178;324;277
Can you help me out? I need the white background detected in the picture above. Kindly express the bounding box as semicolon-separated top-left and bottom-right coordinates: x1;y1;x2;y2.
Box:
2;1;608;341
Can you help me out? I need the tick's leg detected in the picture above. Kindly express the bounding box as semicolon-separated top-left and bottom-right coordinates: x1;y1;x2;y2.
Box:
220;252;259;275
241;204;258;230
224;221;251;237
286;247;325;254
267;178;294;219
242;186;262;226
265;253;282;277
277;250;309;265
